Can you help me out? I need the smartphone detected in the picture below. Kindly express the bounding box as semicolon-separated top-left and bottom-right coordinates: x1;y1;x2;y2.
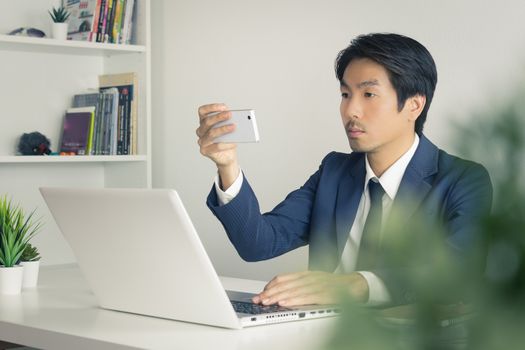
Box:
211;109;260;143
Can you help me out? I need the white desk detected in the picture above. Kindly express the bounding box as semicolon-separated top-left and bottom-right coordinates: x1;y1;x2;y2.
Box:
0;265;336;350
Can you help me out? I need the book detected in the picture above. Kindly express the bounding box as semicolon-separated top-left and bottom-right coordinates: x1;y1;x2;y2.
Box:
104;0;115;43
107;88;120;154
96;0;108;42
112;0;125;44
65;0;99;41
99;88;119;154
99;73;137;155
120;0;135;44
72;91;102;155
60;107;96;155
89;0;102;41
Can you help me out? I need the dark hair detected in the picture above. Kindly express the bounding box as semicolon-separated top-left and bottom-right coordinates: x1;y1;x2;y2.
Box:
335;33;437;135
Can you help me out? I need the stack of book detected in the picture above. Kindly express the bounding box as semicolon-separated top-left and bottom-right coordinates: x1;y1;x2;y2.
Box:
59;72;138;156
66;0;136;44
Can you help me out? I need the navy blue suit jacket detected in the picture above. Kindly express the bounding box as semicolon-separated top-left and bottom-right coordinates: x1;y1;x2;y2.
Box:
207;135;493;304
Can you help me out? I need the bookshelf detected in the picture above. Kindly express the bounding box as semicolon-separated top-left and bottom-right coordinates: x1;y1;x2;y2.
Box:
0;155;147;163
0;0;151;265
0;34;146;54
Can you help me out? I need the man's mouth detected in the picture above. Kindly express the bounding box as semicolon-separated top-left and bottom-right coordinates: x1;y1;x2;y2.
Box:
347;126;365;138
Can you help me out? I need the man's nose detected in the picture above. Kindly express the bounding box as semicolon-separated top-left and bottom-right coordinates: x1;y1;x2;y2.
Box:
342;99;361;120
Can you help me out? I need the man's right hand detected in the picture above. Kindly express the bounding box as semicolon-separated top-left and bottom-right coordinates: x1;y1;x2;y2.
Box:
196;103;240;190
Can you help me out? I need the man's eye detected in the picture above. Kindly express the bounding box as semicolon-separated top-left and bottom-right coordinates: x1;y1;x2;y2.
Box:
341;92;349;98
364;92;376;98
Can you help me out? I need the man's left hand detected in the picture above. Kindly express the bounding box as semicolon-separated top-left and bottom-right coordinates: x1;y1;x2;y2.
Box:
251;271;369;307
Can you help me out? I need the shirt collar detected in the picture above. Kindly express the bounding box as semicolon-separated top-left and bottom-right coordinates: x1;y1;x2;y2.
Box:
364;134;420;200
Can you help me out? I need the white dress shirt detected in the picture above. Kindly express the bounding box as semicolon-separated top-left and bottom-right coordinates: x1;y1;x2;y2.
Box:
334;134;419;305
214;170;244;206
214;134;420;305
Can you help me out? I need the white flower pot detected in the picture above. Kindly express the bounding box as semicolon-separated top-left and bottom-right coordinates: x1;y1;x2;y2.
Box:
52;22;68;40
21;260;40;288
0;265;24;295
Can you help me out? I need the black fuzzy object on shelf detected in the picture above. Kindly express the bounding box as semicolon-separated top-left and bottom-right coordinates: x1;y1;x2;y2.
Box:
17;132;52;155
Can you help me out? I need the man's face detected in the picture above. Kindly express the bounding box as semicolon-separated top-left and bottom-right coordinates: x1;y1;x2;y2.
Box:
340;58;416;155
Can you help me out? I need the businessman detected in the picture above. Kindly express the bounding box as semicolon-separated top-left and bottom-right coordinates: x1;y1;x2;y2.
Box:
196;33;492;307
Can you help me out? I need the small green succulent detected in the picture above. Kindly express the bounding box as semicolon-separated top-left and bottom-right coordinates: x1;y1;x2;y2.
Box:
48;6;70;23
21;243;40;262
0;196;42;267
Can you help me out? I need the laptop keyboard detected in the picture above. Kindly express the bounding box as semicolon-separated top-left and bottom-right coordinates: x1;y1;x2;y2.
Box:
231;300;290;315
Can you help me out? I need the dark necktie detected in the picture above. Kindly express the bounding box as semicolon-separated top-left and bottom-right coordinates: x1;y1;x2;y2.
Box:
356;179;385;270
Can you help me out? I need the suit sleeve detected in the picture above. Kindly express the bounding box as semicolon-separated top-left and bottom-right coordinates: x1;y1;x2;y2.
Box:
206;156;331;262
442;162;493;252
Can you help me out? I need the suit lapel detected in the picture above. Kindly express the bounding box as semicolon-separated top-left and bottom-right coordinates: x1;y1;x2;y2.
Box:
333;136;440;260
335;154;365;258
388;135;439;227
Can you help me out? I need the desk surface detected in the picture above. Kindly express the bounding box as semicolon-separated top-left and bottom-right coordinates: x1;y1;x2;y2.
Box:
0;265;336;350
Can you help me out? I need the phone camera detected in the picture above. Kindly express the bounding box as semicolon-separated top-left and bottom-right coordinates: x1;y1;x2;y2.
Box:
247;115;251;120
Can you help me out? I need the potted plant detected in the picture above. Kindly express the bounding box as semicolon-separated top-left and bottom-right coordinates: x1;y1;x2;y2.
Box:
20;243;41;288
48;5;70;40
0;196;42;295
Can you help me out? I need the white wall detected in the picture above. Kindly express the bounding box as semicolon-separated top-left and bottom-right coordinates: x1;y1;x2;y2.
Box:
150;0;525;281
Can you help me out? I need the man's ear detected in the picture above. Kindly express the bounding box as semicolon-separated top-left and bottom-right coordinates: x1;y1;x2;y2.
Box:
407;94;426;122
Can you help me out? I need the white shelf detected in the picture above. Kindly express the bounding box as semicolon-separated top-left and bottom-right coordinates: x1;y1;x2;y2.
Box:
0;34;146;56
0;155;147;164
0;0;151;266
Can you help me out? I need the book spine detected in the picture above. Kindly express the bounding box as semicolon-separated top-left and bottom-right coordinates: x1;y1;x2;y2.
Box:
86;110;95;154
132;106;137;154
130;82;137;155
112;0;124;44
96;0;107;42
103;93;113;155
129;98;135;154
122;0;135;44
92;95;101;154
102;0;111;43
107;0;117;43
107;88;119;155
90;0;102;42
115;95;122;155
124;86;131;155
98;93;106;155
92;93;100;154
104;0;114;43
117;87;128;154
118;0;127;44
96;93;106;154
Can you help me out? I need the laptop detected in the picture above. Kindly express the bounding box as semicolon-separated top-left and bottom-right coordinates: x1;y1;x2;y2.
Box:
40;187;339;329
